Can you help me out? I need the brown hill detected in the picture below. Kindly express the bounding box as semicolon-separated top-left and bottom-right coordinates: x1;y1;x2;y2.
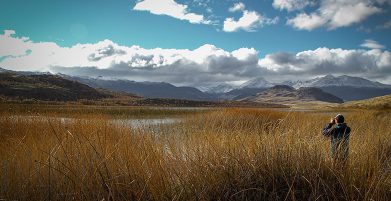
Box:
241;85;343;104
0;72;111;101
342;94;391;109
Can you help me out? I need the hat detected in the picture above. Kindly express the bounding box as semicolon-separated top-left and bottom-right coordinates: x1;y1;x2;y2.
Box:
334;114;344;123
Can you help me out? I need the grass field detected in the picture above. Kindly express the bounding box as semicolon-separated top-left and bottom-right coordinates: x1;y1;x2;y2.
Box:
0;104;390;200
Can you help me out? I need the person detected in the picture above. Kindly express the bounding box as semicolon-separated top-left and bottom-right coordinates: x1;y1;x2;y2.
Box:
322;114;351;165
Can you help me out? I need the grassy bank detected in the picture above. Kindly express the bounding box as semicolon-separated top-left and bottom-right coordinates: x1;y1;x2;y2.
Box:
0;107;390;200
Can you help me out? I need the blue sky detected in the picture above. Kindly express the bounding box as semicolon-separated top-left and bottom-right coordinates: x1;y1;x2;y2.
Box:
1;0;391;85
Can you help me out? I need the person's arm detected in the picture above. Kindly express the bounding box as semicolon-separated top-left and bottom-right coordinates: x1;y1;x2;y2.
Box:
343;126;351;138
322;118;335;137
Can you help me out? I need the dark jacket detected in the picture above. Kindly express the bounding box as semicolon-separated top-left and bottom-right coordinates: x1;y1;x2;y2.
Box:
322;123;351;159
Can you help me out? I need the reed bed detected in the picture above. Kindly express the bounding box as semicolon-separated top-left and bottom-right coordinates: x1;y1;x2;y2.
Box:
0;103;207;118
0;107;390;200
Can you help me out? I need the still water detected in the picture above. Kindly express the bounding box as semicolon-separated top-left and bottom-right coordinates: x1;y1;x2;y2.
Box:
9;115;182;128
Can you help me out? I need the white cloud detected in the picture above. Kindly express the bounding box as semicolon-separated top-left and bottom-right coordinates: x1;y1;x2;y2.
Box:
327;2;381;29
272;0;314;11
223;3;279;32
232;48;258;60
133;0;210;24
287;13;326;30
1;30;391;84
287;0;383;30
0;30;261;85
223;11;262;32
360;39;385;49
0;30;32;57
4;30;16;37
258;47;391;81
229;2;245;12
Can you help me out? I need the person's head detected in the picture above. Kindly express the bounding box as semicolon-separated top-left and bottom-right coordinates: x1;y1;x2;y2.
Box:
334;114;345;123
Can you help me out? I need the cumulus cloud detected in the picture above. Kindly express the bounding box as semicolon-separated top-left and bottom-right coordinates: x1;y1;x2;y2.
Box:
258;47;391;81
133;0;210;24
0;30;32;57
287;0;383;30
361;39;386;49
223;3;278;32
229;2;246;12
287;13;326;30
1;30;391;85
272;0;314;11
0;30;261;85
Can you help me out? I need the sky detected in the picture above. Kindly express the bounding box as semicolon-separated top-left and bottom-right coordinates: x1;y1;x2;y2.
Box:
0;0;391;87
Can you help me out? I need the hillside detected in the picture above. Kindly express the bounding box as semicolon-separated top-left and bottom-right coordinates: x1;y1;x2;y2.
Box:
202;75;391;101
0;72;111;101
241;85;343;105
342;94;391;109
0;72;287;108
219;87;268;100
288;75;391;101
292;74;390;88
67;76;215;101
319;86;391;101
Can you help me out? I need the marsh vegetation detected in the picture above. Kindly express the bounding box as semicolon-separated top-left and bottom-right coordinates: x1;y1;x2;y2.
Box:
0;104;390;200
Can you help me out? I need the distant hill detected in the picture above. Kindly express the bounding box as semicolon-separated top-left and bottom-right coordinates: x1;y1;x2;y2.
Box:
199;77;273;101
3;67;390;103
0;72;110;101
67;76;215;101
291;74;389;88
202;75;391;101
288;75;391;101
342;94;391;109
220;87;268;100
318;86;391;101
215;77;271;100
0;67;10;73
241;85;343;104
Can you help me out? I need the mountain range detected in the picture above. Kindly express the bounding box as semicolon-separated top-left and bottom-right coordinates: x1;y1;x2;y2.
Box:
201;75;391;101
290;75;389;88
65;76;214;101
1;67;391;103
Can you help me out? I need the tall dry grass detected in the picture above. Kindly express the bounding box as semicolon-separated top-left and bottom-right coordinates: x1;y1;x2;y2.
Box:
0;107;390;200
0;103;207;118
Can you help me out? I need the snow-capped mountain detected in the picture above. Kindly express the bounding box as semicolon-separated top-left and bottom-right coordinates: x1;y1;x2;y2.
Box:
239;77;274;88
203;75;391;101
0;67;51;75
202;83;236;94
292;75;390;89
283;75;391;101
0;67;9;72
200;77;272;95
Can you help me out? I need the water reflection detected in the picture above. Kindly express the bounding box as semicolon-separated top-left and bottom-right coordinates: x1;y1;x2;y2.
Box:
8;115;181;128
